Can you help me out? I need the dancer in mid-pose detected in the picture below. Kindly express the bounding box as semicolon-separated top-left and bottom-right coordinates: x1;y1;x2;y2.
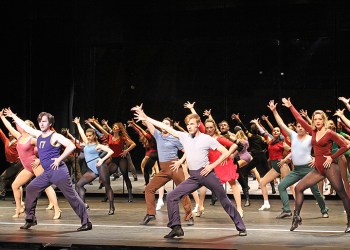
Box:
0;110;61;219
73;117;115;215
280;98;350;232
4;108;92;231
132;104;246;238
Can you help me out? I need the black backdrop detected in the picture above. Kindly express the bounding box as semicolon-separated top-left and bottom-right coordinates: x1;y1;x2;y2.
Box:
2;0;350;171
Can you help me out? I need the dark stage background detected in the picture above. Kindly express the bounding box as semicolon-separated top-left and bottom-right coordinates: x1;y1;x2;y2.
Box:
1;0;350;172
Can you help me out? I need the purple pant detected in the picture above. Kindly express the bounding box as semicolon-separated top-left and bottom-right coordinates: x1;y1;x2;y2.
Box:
24;164;89;225
167;168;246;232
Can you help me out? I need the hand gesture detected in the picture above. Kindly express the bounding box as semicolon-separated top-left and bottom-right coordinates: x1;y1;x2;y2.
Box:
334;109;345;117
200;164;213;176
101;119;108;125
3;107;14;117
170;160;181;172
323;155;332;168
231;113;241;121
299;109;308;118
184;101;195;110
50;158;61;170
338;97;350;105
267;100;277;112
281;97;292;108
73;117;80;124
203;109;211;117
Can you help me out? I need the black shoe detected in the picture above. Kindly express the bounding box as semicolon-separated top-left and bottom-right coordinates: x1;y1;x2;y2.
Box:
77;222;92;231
140;214;156;225
108;208;115;215
276;211;292;219
20;220;37;229
290;215;302;231
164;225;184;238
239;230;247;236
101;197;108;202
187;217;194;226
210;196;217;206
134;177;138;181
98;183;104;189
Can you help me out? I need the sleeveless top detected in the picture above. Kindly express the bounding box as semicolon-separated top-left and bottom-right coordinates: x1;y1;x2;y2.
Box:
84;144;100;175
16;135;36;173
37;132;61;171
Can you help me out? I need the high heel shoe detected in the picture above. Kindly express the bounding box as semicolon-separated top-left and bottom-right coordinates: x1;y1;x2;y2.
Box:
290;214;302;231
53;209;62;220
46;204;54;210
195;207;205;217
108;208;115;215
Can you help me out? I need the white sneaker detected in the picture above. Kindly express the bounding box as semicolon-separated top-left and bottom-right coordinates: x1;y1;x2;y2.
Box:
258;204;271;211
192;204;199;213
156;200;164;211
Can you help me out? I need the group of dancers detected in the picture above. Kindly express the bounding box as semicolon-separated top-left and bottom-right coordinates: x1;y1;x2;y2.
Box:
1;95;350;237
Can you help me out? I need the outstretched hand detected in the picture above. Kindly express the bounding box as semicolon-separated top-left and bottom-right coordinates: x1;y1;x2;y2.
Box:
184;101;195;109
281;97;292;108
3;107;14;117
73;117;80;124
267;100;277;111
131;104;147;123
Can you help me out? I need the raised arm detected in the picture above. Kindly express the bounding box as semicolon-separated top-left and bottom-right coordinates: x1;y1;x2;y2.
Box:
299;109;312;125
281;98;312;134
89;117;109;138
184;101;197;114
261;115;274;131
174;121;186;132
267;100;291;134
131;104;180;138
339;97;350;112
334;109;350;130
4;108;41;138
0;109;21;139
73;117;88;144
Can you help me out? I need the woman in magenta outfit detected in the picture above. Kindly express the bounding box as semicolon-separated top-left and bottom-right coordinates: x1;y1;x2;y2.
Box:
0;110;61;219
281;98;350;233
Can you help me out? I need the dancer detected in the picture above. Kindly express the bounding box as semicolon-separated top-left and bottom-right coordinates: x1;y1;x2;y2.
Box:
267;100;328;219
138;117;194;226
132;104;246;238
4;108;92;231
0;111;62;219
73;117;115;215
250;118;293;211
90;119;136;202
280;98;350;233
0;125;22;200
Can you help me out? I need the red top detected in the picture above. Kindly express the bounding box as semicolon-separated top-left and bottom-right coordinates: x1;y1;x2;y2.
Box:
268;141;285;160
290;105;349;175
108;134;126;158
0;129;19;163
145;133;157;156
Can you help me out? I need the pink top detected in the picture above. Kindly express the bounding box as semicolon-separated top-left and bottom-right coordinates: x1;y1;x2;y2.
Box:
16;136;36;173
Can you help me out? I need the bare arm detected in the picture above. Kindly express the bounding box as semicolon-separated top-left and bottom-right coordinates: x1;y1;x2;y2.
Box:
51;133;76;169
261;115;274;131
131;104;180;138
4;108;41;138
334;109;350;129
184;101;197;114
267;100;291;134
174;121;186;132
0;110;21;139
73;117;88;144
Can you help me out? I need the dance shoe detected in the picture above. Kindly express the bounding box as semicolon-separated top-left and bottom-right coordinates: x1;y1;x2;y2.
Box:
140;214;155;225
239;230;247;236
164;225;184;238
20;220;37;229
77;222;92;231
276;210;292;219
258;204;270;211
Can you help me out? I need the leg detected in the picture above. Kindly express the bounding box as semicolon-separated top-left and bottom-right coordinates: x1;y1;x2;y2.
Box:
258;169;279;210
52;167;90;226
202;171;246;232
98;163;115;215
229;180;243;217
118;157;133;202
11;169;33;217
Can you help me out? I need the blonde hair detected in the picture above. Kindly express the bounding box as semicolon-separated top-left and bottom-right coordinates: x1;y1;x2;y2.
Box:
311;110;328;130
86;128;99;144
236;130;247;141
25;120;36;129
184;113;200;125
204;118;221;136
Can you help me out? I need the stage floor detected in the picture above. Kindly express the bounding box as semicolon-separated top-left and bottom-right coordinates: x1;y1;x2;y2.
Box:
0;175;348;250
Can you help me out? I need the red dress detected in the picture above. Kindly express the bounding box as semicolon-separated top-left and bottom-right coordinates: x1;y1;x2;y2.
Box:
209;137;239;184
